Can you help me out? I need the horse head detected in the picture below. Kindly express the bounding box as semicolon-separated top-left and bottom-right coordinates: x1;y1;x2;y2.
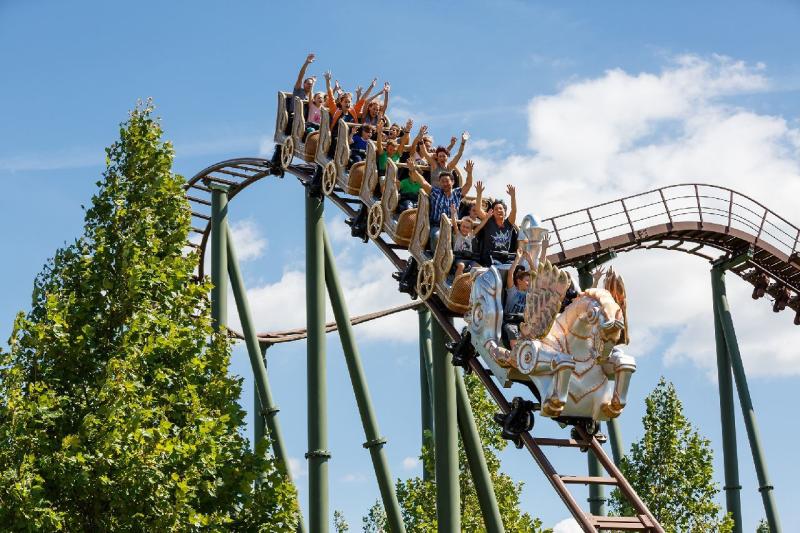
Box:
560;288;625;359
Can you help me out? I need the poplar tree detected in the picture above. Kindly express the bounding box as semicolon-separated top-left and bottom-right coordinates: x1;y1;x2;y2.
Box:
609;377;733;532
0;102;298;531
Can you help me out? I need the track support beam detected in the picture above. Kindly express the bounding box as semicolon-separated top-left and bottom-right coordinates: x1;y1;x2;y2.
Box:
227;227;306;532
210;182;229;331
418;308;435;481
712;264;781;533
322;229;406;533
455;371;505;533
305;189;328;533
432;319;460;533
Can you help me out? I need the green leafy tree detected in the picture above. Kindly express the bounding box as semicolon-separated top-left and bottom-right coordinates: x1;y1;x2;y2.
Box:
362;500;388;532
393;373;548;532
334;509;350;532
0;101;298;531
609;377;733;532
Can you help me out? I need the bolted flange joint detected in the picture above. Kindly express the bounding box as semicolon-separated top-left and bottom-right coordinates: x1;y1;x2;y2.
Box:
305;449;332;459
362;437;388;450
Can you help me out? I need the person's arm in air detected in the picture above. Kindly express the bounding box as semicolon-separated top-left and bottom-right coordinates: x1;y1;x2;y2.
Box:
324;70;337;114
507;184;517;227
408;124;423;155
408;160;431;194
474;180;488;220
376;121;385;155
294;53;315;90
447;131;469;170
398;119;413;151
507;247;523;288
446;136;457;154
355;85;364;102
381;82;390;114
418;126;436;166
540;231;551;265
461;159;474;196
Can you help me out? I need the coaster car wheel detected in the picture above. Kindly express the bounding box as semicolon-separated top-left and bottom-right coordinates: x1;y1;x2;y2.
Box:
416;260;436;301
321;161;337;196
366;203;384;240
280;137;294;169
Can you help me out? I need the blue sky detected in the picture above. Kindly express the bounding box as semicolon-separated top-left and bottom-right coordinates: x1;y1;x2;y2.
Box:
2;1;800;530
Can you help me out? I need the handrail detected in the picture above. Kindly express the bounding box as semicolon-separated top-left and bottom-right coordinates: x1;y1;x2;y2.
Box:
542;183;800;263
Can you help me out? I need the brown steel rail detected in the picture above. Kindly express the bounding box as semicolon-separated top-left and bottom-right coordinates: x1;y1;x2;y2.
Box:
228;300;421;347
541;183;800;317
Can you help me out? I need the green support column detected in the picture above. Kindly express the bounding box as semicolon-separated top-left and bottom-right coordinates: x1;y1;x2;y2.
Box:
305;190;328;533
606;419;624;467
711;268;743;533
431;320;459;533
418;308;434;481
714;269;781;532
210;183;229;331
226;227;306;533
254;350;266;446
322;229;405;533
577;267;606;515
455;371;504;533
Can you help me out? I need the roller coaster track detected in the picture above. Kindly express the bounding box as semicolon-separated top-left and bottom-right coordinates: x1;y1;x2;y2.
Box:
184;158;798;531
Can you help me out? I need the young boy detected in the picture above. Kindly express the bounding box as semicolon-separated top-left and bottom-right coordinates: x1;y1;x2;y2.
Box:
450;204;477;276
503;245;535;348
350;124;373;164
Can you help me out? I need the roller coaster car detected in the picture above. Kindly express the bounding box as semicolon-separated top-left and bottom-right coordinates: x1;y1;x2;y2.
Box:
427;212;476;314
289;96;318;163
321;120;370;197
371;160;417;245
313;108;334;177
273;92;295;169
466;216;637;422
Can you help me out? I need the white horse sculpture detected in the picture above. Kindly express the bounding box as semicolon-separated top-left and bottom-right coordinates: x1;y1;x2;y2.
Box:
467;216;636;422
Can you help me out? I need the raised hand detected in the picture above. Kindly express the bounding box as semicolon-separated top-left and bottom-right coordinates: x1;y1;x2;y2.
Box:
450;135;457;146
420;125;428;136
465;160;474;174
370;77;378;87
475;180;484;196
506;184;516;198
461;131;470;143
405;118;413;131
383;81;391;92
305;53;315;64
334;80;342;91
323;70;332;82
540;231;551;262
591;266;607;287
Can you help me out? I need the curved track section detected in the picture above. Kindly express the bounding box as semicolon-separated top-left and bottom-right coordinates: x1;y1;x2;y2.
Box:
541;183;800;318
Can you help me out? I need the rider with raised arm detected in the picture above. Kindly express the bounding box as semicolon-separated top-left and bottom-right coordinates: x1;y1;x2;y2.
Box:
361;82;391;126
291;53;316;112
409;158;473;252
474;182;518;266
419;131;469;187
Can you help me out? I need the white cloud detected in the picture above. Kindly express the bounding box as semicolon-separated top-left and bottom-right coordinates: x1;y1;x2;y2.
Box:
288;456;307;479
402;456;420;471
340;472;367;483
227;240;418;343
470;54;800;376
552;518;582;533
229;219;268;261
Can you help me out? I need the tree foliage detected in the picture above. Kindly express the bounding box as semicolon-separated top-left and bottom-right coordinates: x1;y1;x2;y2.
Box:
609;377;732;532
392;373;548;532
0;101;298;531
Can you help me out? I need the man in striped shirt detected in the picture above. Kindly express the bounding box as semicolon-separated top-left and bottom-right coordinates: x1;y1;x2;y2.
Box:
408;159;474;253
